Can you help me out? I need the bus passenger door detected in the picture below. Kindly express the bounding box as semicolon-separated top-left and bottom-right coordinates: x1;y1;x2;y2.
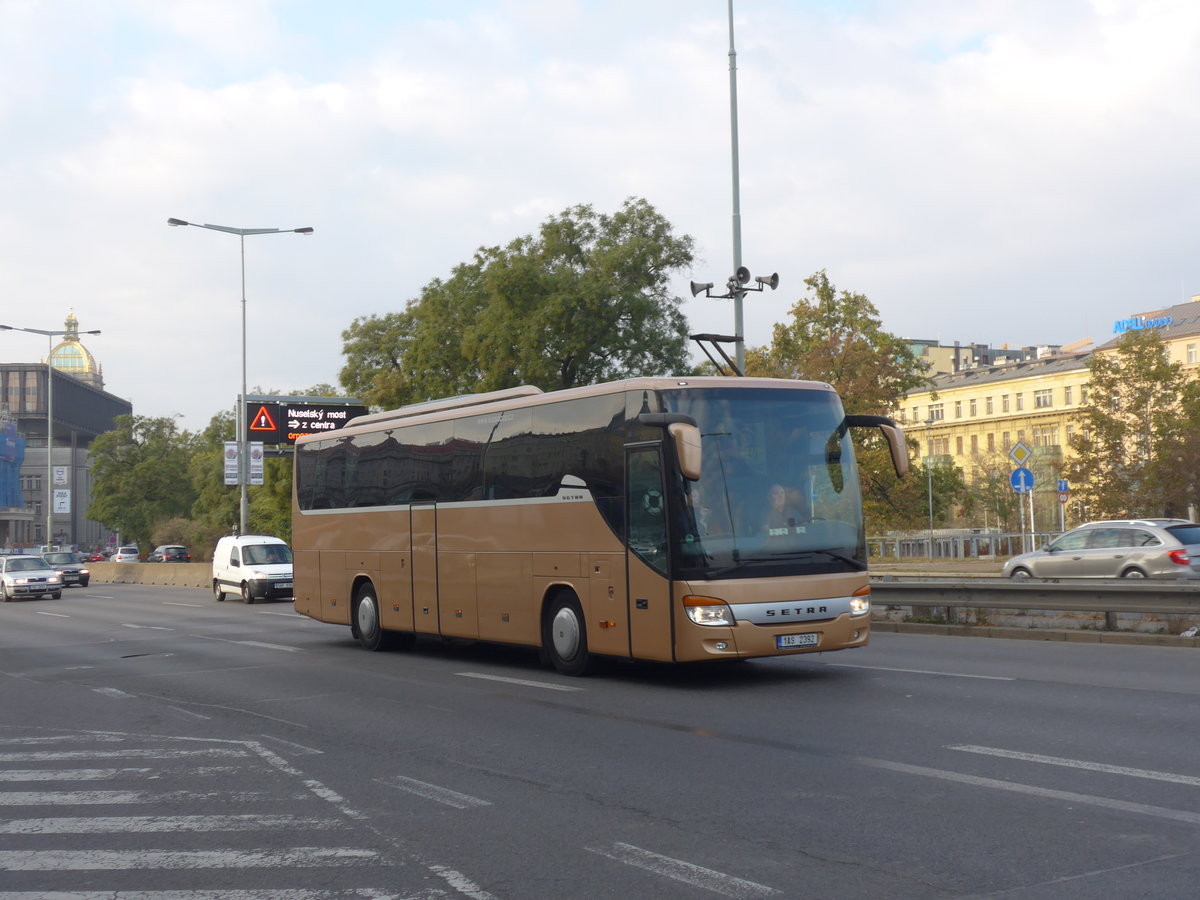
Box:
626;446;675;661
410;503;440;635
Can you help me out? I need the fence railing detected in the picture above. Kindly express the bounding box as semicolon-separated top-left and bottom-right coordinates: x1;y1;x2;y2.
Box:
868;531;1057;560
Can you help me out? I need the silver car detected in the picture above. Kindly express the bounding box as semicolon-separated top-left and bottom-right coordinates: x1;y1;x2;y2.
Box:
1003;519;1200;580
0;555;64;600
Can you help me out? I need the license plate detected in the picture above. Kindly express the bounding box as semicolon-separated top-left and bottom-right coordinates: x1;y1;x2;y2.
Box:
278;582;292;590
777;632;819;649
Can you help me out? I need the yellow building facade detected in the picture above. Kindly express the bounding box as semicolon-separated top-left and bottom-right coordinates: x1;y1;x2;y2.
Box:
899;297;1200;531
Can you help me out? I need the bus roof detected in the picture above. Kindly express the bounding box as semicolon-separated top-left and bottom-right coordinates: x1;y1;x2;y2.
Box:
307;376;837;446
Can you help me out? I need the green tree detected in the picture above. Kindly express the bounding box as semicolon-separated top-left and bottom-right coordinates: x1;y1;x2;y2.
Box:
340;197;695;408
743;270;939;532
88;415;197;555
1066;329;1200;518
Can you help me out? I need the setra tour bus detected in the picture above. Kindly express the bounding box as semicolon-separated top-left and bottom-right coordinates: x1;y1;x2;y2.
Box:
291;377;908;675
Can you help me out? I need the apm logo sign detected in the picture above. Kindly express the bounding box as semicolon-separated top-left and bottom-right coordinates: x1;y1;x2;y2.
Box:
1113;314;1173;335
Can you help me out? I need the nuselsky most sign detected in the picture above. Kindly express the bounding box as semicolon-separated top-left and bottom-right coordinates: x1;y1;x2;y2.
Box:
246;397;368;445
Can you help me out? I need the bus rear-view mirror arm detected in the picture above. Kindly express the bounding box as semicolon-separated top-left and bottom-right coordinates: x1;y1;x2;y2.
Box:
844;414;909;478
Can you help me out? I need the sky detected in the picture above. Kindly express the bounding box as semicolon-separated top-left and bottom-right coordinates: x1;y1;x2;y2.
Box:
2;0;1199;432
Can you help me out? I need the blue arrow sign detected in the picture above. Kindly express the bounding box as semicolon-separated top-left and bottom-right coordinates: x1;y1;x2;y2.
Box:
1057;478;1069;493
1011;467;1034;493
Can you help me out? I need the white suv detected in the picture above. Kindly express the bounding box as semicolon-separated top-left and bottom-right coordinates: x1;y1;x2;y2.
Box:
212;534;293;603
112;545;140;562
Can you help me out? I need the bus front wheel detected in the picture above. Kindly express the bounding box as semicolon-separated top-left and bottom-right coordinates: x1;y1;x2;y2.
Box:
543;592;594;676
353;586;390;651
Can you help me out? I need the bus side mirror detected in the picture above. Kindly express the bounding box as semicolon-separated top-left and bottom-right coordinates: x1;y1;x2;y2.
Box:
668;422;702;481
843;414;909;478
880;424;909;477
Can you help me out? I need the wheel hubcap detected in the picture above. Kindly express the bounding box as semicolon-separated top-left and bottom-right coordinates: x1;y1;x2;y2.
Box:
551;606;580;660
357;596;378;636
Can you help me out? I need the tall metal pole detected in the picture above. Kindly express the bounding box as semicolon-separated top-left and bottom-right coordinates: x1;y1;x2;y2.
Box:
240;233;248;534
46;336;53;549
925;419;935;559
727;0;745;373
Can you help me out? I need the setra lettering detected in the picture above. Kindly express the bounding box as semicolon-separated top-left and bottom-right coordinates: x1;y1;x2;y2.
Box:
766;606;828;617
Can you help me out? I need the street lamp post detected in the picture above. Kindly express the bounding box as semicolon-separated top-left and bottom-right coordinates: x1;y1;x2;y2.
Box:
925;418;936;559
0;323;102;549
167;218;313;533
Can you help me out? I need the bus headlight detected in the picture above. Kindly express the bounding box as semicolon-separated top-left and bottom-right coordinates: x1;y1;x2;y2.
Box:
849;586;871;616
683;596;735;626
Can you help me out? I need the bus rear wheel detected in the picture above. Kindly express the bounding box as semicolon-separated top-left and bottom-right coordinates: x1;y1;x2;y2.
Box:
543;592;594;676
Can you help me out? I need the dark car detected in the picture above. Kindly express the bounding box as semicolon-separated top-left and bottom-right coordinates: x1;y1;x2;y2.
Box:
42;551;91;588
148;545;191;563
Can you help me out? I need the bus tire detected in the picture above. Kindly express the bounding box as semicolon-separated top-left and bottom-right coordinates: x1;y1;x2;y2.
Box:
353;584;391;651
213;580;225;601
543;592;594;676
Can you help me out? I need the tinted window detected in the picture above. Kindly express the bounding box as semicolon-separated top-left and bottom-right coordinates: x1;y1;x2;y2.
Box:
1087;528;1127;549
1051;530;1090;551
1129;530;1160;547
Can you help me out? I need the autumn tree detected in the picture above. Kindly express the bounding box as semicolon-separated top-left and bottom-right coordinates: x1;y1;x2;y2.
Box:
744;270;938;531
340;197;695;409
1066;329;1200;518
88;415;197;555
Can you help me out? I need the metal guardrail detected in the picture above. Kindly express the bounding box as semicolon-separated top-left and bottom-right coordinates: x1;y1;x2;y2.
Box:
870;576;1200;619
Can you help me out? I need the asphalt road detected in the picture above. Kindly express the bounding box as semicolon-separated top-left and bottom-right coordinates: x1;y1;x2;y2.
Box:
2;584;1200;899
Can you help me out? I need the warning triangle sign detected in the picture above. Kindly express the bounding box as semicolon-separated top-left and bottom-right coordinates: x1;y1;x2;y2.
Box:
249;405;278;431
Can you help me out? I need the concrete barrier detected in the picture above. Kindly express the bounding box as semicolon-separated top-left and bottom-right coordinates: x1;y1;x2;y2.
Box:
89;562;209;589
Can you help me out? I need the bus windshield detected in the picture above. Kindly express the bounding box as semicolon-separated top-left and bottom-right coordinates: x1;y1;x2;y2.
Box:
661;386;866;579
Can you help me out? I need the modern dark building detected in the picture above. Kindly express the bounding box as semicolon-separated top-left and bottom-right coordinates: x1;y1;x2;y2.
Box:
0;312;132;550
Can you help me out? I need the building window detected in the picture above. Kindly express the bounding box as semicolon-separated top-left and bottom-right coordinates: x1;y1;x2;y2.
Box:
986;396;994;415
970;434;978;452
1189;344;1197;364
987;433;995;451
1032;425;1058;447
969;399;977;416
1015;393;1024;411
929;403;944;421
1002;395;1010;413
1064;385;1072;405
1002;431;1010;448
1017;429;1025;442
1081;385;1089;402
1066;425;1075;444
954;400;962;418
956;436;963;455
1034;389;1052;409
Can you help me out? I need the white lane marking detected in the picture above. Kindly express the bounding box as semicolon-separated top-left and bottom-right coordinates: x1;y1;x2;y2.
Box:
379;776;492;810
93;687;134;699
949;744;1200;787
166;705;212;720
121;623;173;630
0;748;247;761
0;846;382;870
859;757;1200;826
429;864;500;899
0;768;152;781
34;611;69;618
0;814;340;834
0;892;419;900
258;735;324;755
198;635;304;653
163;601;204;608
456;671;583;692
586;842;778;898
0;790;283;805
829;663;1015;681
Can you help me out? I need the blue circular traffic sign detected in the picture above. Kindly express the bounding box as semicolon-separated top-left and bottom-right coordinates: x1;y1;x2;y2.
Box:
1010;467;1034;493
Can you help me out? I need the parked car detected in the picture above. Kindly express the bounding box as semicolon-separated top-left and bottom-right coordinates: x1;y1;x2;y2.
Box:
211;534;293;603
42;550;91;588
112;545;141;563
0;555;63;600
1003;519;1200;580
84;551;106;562
148;545;191;563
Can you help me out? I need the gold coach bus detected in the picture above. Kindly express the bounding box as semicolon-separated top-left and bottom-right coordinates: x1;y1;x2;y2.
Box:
292;377;908;675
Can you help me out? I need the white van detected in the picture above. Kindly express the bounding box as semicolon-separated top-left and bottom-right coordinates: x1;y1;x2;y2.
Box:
211;534;293;603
